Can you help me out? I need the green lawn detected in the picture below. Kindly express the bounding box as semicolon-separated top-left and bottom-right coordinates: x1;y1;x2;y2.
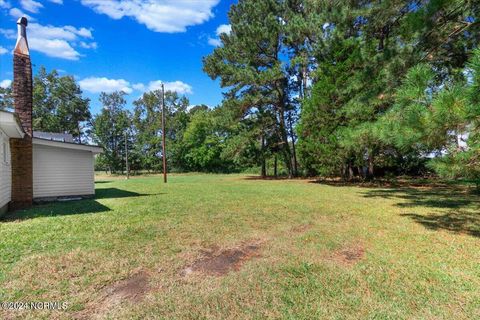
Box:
1;174;479;319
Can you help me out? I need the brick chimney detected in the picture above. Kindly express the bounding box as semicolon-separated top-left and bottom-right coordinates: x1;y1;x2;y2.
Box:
10;17;33;211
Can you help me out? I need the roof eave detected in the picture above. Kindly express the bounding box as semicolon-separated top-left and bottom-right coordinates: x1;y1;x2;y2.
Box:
0;110;25;139
32;137;104;154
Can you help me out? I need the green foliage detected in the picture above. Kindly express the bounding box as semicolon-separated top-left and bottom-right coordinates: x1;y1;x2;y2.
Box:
182;110;221;171
203;0;296;176
91;91;131;173
23;2;480;180
297;38;364;176
32;67;91;142
0;85;12;111
132;90;193;172
131;90;237;173
296;0;480;179
132;90;166;172
381;49;480;184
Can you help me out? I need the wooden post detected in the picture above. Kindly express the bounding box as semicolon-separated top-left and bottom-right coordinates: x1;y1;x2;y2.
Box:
274;155;278;177
161;83;167;183
125;131;129;179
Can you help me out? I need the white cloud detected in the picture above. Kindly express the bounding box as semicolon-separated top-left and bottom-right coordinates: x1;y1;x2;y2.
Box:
9;7;34;21
65;26;93;38
4;23;96;60
0;18;94;60
29;38;80;60
0;79;12;88
145;80;193;94
216;24;231;36
0;46;8;54
79;41;97;49
0;28;15;39
132;83;145;91
0;0;10;9
208;24;231;47
207;37;221;47
17;0;62;14
29;23;92;41
81;0;220;33
79;77;133;94
20;0;42;13
79;78;193;95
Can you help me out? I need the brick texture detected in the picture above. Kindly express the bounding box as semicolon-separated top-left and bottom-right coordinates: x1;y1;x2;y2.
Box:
9;52;33;211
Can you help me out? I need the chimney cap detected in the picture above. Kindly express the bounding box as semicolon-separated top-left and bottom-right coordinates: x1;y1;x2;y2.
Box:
17;17;28;27
14;16;29;55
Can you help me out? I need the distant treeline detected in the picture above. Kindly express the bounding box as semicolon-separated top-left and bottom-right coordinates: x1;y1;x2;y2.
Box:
1;1;479;182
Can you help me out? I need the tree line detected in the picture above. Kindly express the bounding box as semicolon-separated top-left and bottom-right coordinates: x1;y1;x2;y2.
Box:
204;0;480;181
1;0;479;183
0;67;229;173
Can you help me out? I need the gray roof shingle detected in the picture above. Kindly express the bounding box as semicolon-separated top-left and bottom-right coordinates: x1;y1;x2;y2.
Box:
33;131;75;143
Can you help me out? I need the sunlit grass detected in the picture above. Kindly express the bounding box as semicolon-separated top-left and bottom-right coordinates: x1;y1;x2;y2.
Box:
1;174;479;319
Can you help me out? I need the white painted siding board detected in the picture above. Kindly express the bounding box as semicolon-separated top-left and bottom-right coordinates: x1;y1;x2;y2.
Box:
33;144;95;198
0;129;11;209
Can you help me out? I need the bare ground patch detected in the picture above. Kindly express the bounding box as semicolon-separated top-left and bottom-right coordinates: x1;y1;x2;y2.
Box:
290;223;313;234
331;243;365;266
74;270;150;319
104;271;149;303
182;241;263;277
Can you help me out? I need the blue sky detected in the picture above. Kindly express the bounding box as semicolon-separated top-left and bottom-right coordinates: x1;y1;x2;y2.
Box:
0;0;234;114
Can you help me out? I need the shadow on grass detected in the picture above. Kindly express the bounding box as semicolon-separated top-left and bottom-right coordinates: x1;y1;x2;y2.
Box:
2;188;163;222
95;180;112;184
308;178;450;188
312;178;480;237
401;211;480;237
2;199;111;221
243;175;302;181
361;186;480;237
362;187;478;208
95;188;164;199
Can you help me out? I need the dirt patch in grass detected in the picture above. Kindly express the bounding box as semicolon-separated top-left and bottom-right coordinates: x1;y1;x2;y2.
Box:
104;271;150;303
291;223;313;233
182;241;262;277
331;244;365;266
75;270;150;319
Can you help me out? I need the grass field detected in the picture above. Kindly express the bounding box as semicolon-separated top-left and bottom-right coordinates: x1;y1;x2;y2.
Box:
1;174;479;319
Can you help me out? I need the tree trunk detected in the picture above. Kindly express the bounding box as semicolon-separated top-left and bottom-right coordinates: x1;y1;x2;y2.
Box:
288;113;298;177
291;139;298;177
261;134;267;178
357;166;363;180
302;65;308;99
261;160;267;178
274;155;278;177
348;162;354;181
278;106;293;178
367;151;375;180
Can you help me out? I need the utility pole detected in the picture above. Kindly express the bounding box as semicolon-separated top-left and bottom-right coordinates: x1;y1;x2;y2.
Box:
125;131;129;179
161;83;167;183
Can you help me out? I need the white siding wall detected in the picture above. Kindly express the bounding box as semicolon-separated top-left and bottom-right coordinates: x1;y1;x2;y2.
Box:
0;129;12;209
33;144;95;198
